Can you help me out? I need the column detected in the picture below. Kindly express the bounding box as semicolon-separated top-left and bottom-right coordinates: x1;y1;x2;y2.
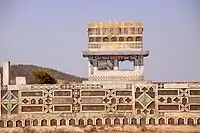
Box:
3;61;10;86
113;59;119;70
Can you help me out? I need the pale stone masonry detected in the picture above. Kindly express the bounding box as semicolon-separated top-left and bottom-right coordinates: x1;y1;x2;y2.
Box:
0;21;200;128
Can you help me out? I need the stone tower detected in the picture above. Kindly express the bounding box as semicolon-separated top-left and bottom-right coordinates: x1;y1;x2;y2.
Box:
83;21;149;83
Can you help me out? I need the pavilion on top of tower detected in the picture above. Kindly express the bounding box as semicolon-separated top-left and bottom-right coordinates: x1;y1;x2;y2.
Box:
82;21;149;82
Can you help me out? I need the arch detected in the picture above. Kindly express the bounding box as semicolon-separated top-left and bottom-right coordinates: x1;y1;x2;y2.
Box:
149;87;154;92
140;118;146;125
89;37;94;42
123;118;128;125
25;119;31;126
103;37;109;42
114;118;120;125
159;118;165;125
79;119;84;126
197;118;200;125
16;120;22;127
136;87;140;92
119;97;124;103
137;109;141;114
69;119;75;125
38;98;43;104
187;118;194;125
0;120;4;127
178;118;184;125
41;119;47;126
96;37;101;42
60;119;66;126
33;119;38;126
119;37;124;42
150;109;154;114
105;118;111;125
149;118;155;125
136;36;142;41
131;118;137;125
50;119;57;126
7;120;13;127
182;97;187;105
168;118;174;125
31;99;36;104
87;118;93;125
96;118;102;126
167;97;172;103
111;37;117;42
126;36;133;42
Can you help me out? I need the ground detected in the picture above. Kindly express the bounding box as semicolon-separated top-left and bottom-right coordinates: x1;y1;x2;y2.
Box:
1;125;200;133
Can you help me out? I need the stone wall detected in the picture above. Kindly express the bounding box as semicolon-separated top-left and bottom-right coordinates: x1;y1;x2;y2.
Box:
1;82;200;127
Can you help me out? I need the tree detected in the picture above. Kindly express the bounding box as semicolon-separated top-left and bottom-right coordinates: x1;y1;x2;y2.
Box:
31;69;57;84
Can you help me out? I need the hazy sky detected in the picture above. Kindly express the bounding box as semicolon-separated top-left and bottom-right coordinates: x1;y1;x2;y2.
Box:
0;0;200;81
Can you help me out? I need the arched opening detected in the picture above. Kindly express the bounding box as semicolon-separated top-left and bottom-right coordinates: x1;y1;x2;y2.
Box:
96;37;101;42
105;118;111;125
136;36;142;41
7;120;13;127
69;119;75;125
50;119;57;126
0;120;4;127
119;37;124;42
167;97;172;103
111;37;117;42
96;118;102;126
119;60;134;70
187;118;194;125
197;118;200;125
126;36;133;41
60;119;66;126
31;99;36;104
25;119;31;126
137;109;141;114
79;119;84;126
114;118;120;125
87;118;93;125
149;87;153;92
38;98;43;104
16;120;22;127
168;118;174;125
131;118;137;125
150;109;154;114
33;119;38;126
149;118;155;125
119;97;124;103
136;87;140;92
178;118;184;125
140;118;146;125
89;37;94;42
182;98;187;105
159;118;165;125
103;37;109;42
41;119;47;126
123;118;128;124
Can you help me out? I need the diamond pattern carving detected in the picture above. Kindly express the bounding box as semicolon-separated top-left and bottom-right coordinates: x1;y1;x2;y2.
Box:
125;97;132;103
1;91;18;112
158;97;165;103
138;93;152;107
174;97;180;103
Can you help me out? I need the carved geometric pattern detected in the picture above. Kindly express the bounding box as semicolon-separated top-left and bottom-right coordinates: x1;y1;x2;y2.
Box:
179;88;188;97
106;89;115;98
174;97;180;103
89;75;144;81
44;89;53;113
158;97;165;103
106;104;116;113
72;89;80;113
31;84;60;90
1;91;18;113
138;93;152;107
180;104;189;112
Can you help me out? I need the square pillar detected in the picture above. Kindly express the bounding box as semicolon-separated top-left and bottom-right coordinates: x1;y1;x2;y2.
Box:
3;61;10;86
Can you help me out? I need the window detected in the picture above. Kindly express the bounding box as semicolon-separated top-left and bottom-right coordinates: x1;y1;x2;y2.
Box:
118;60;135;70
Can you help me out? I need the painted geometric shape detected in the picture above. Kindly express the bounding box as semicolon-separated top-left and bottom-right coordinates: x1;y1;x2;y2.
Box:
138;93;152;107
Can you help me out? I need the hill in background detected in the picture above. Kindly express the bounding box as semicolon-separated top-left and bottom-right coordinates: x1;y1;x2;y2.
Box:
0;64;87;84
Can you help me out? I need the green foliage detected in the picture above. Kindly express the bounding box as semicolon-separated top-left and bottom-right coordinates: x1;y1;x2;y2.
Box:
32;69;57;84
